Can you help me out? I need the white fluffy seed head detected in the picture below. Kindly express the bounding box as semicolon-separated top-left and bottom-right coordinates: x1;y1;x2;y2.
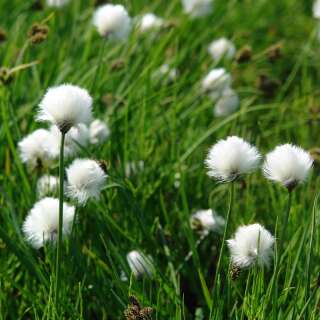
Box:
214;88;239;117
49;124;90;159
227;223;275;269
182;0;213;18
126;250;155;279
66;159;107;205
37;84;92;133
313;0;320;18
22;197;75;249
18;129;55;171
89;119;110;145
208;37;236;61
46;0;69;7
137;13;164;33
263;144;313;190
37;175;59;198
93;4;132;40
190;209;225;236
205;136;261;182
202;68;231;95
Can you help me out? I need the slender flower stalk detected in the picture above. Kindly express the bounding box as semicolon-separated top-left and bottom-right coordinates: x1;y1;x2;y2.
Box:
54;132;65;309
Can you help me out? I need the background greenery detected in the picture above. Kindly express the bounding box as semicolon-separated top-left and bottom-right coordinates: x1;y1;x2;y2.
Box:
0;0;319;319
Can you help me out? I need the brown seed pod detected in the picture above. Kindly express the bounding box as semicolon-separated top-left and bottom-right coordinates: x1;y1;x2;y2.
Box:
236;45;252;63
0;28;7;42
28;23;49;45
230;264;241;281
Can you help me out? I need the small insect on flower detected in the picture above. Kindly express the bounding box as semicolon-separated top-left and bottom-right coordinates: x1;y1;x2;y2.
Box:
202;68;231;97
137;13;164;33
66;159;107;205
263;144;313;191
93;4;132;41
18;129;55;171
23;197;75;249
46;0;69;7
214;88;239;117
37;175;59;198
205;136;261;182
208;37;236;62
89;119;110;145
126;250;155;279
37;84;93;134
49;124;90;159
227;223;275;269
190;209;225;236
182;0;213;18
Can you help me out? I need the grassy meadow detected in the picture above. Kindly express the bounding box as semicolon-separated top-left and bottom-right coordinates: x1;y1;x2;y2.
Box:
0;0;320;319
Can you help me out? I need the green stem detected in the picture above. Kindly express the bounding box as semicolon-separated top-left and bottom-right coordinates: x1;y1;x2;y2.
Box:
91;41;106;94
54;132;65;313
211;182;234;312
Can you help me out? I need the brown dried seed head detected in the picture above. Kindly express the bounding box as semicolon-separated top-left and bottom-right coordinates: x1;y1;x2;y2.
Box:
128;295;141;309
0;28;7;42
257;74;280;97
266;42;283;62
28;23;49;45
0;67;13;85
230;264;241;281
236;45;252;63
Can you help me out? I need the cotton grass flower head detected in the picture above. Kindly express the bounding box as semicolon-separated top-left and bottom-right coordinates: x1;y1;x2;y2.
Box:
23;197;75;249
66;158;107;205
190;209;225;236
214;88;239;117
227;223;275;269
37;175;59;198
46;0;69;7
313;0;320;18
182;0;213;18
263;144;313;191
137;13;164;33
126;250;155;279
49;124;90;159
208;37;236;62
18;129;55;170
205;136;261;182
93;4;132;41
89;119;110;145
37;84;92;133
202;68;231;95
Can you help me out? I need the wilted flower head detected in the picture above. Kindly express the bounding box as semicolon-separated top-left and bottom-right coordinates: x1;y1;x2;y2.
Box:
66;158;107;205
46;0;69;7
126;250;155;279
190;209;225;235
49;124;90;158
18;129;54;170
313;0;320;18
214;88;239;117
208;37;236;61
202;68;231;95
137;13;164;33
263;144;313;190
37;175;59;198
205;136;261;182
182;0;213;18
89;119;110;145
37;84;92;133
23;197;75;249
227;223;274;269
93;4;132;40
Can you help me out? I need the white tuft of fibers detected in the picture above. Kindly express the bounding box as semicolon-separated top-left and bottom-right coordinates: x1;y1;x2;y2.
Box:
214;88;239;117
49;124;90;159
93;4;132;41
22;197;75;249
190;209;225;236
18;129;55;171
89;119;110;145
205;136;261;182
66;159;107;205
263;144;313;189
313;0;320;18
182;0;213;18
126;250;155;279
137;13;164;33
46;0;69;7
202;68;231;96
37;84;92;133
208;37;236;62
227;223;275;269
37;175;59;198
